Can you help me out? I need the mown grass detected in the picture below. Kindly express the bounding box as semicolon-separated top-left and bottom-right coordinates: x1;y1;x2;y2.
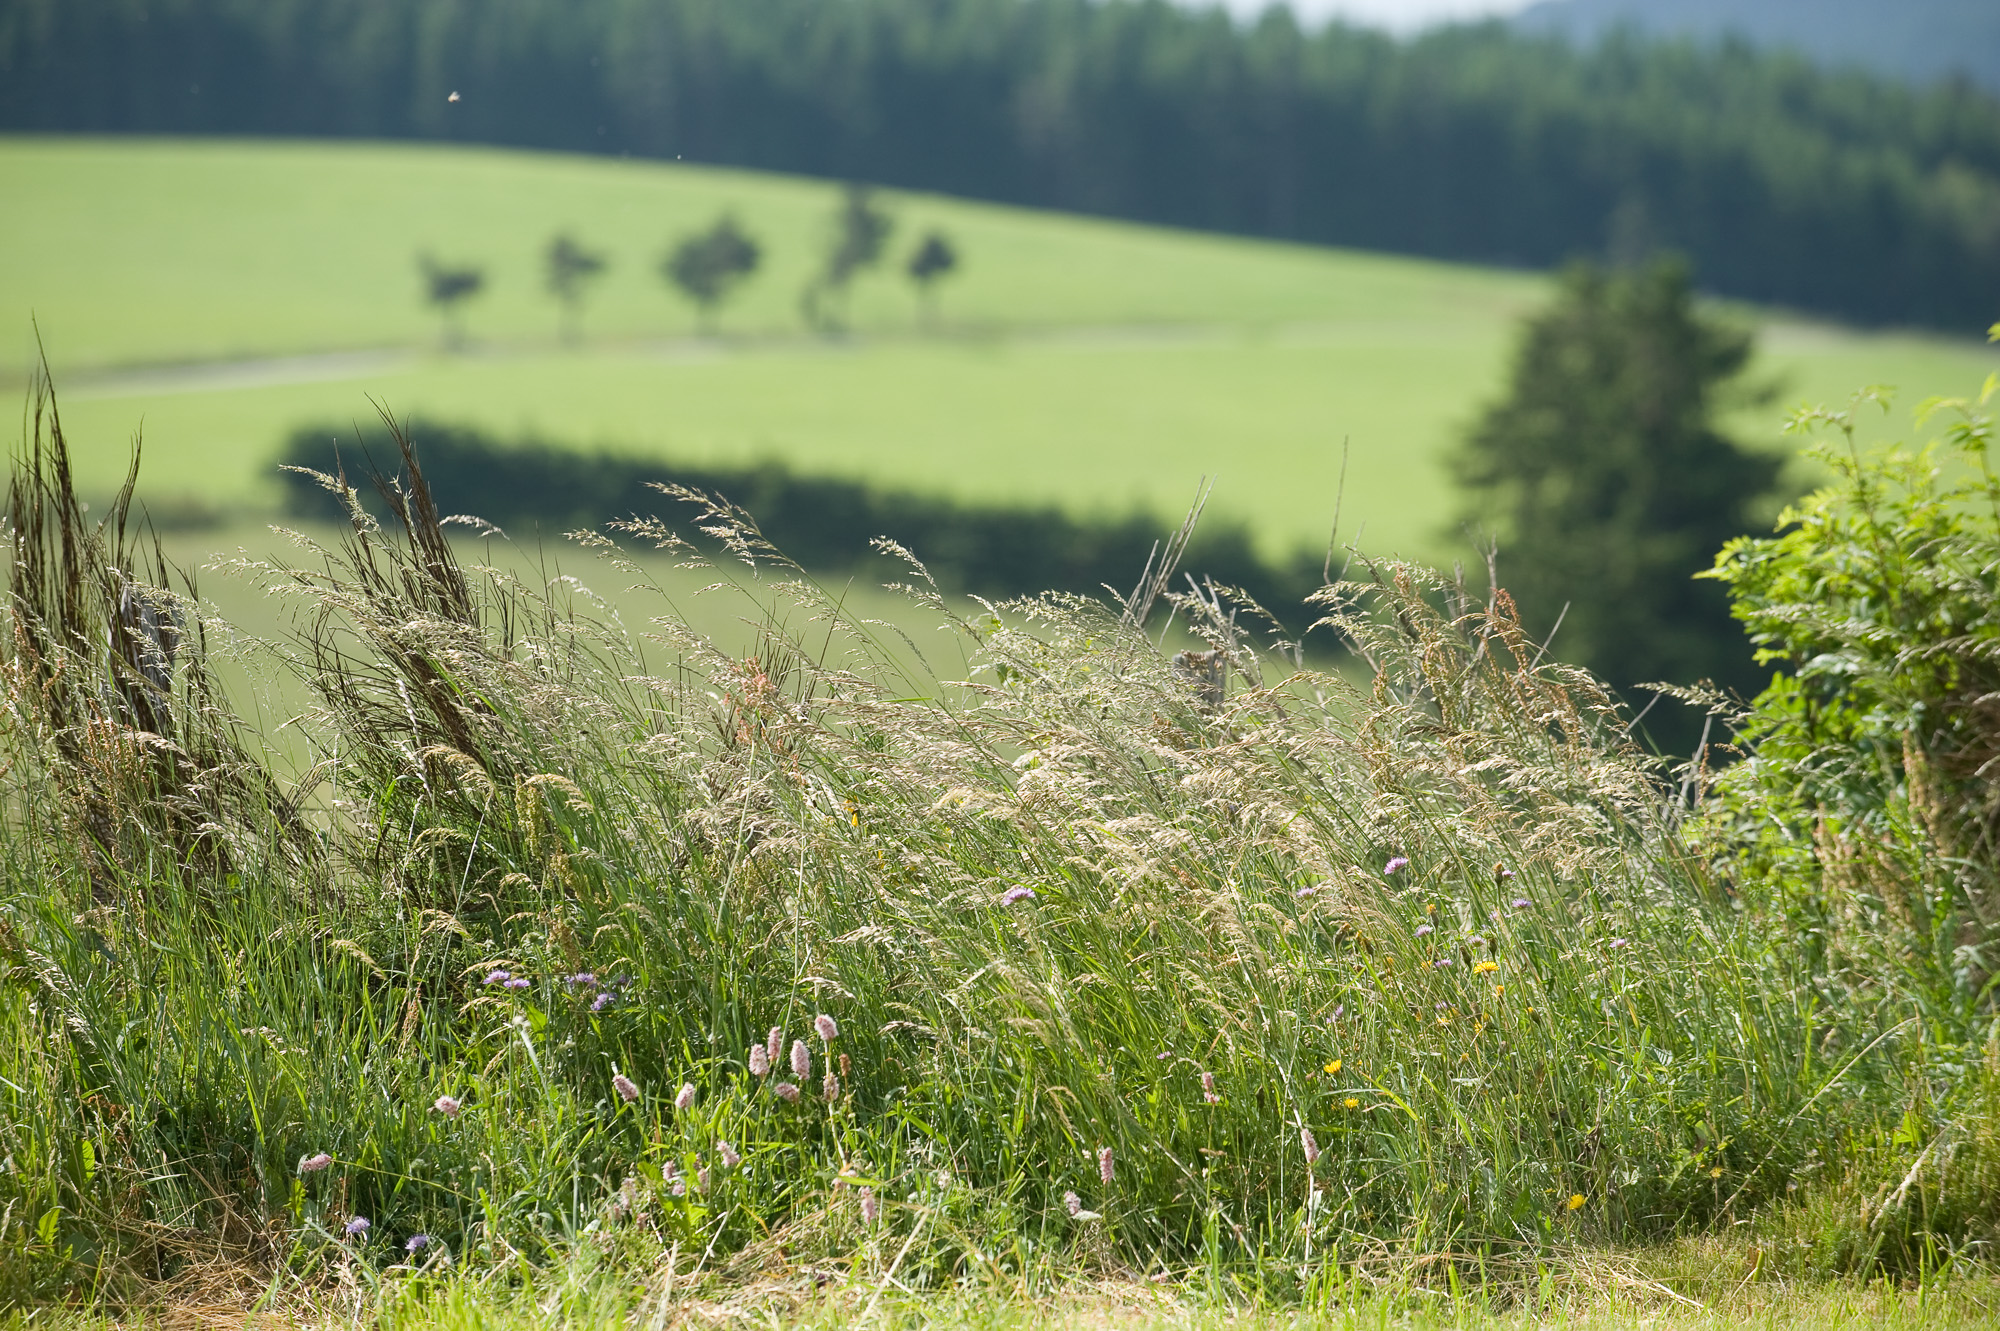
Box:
8;138;1997;564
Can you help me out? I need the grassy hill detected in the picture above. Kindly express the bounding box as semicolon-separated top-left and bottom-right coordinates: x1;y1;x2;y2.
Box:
4;137;1996;567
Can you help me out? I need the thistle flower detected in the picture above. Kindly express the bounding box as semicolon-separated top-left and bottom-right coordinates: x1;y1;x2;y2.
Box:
718;1140;742;1169
674;1082;696;1111
1000;886;1037;905
483;970;510;986
1433;957;1453;968
612;1073;640;1103
1301;1128;1320;1164
1414;924;1433;937
432;1095;461;1117
1511;898;1531;909
815;1014;839;1041
345;1216;371;1238
860;1187;879;1224
1384;856;1409;875
405;1234;430;1253
503;977;530;991
774;1081;801;1103
767;1027;784;1065
791;1039;811;1079
1064;1190;1082;1218
591;991;614;1012
299;1152;333;1174
748;1044;771;1076
1098;1146;1114;1185
823;1073;840;1100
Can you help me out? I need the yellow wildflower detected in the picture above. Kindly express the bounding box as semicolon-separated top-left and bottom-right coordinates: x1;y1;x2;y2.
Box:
1474;960;1498;974
1709;1166;1723;1179
1343;1097;1359;1109
1324;1059;1342;1075
1566;1193;1586;1211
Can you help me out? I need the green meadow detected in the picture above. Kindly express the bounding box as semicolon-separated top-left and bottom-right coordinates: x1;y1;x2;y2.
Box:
5;137;1995;568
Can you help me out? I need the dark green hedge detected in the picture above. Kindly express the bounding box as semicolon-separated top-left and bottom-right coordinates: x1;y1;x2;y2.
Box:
276;421;1325;626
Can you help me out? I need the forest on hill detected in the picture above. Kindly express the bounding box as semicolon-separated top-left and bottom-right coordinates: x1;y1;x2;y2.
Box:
3;0;1998;331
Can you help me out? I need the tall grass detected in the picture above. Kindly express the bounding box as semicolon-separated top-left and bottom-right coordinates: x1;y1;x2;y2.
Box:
0;385;1992;1311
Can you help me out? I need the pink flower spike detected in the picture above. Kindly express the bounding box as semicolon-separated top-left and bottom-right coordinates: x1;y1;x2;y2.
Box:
773;1081;801;1103
612;1073;640;1103
298;1152;333;1174
1064;1190;1082;1218
1098;1146;1114;1185
815;1014;839;1042
766;1027;784;1065
860;1187;879;1224
791;1039;811;1079
432;1095;461;1118
748;1044;771;1077
717;1140;742;1169
1301;1128;1320;1164
697;1167;711;1195
823;1073;840;1100
674;1083;696;1111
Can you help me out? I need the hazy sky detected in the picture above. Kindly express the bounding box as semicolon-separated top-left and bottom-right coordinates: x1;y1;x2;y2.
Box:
1204;0;1534;32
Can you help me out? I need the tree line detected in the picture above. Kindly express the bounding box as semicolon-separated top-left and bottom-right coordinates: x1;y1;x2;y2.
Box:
5;0;1998;331
418;185;958;345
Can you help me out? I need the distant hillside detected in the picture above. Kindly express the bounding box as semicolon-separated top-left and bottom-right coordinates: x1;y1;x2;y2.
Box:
1518;0;2000;92
5;0;2000;330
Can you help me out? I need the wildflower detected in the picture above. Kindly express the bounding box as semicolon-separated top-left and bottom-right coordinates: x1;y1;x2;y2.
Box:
1495;985;1505;996
1324;1058;1342;1075
1343;1097;1359;1109
1329;1004;1344;1023
1567;1193;1586;1211
767;1027;784;1065
1709;1166;1723;1179
860;1187;879;1224
1294;887;1315;899
1384;856;1409;875
1200;1070;1218;1103
299;1153;333;1174
791;1039;811;1079
1489;910;1501;922
773;1081;801;1103
717;1140;742;1169
1301;1128;1320;1164
345;1216;371;1238
698;1166;712;1194
1001;886;1037;905
1474;961;1499;974
612;1073;640;1103
483;970;511;986
1435;957;1456;968
1064;1190;1083;1217
432;1095;461;1117
503;977;530;991
405;1234;430;1253
674;1082;696;1111
815;1014;839;1042
1414;924;1433;937
1098;1146;1114;1185
566;972;597;987
669;1174;687;1198
1608;937;1629;949
591;991;614;1012
823;1073;840;1100
748;1044;771;1076
1511;898;1530;909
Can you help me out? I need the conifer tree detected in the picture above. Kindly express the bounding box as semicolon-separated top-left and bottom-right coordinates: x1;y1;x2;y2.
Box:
1454;259;1783;729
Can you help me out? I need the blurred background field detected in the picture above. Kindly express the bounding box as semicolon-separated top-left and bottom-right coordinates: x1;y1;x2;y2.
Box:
6;137;1994;572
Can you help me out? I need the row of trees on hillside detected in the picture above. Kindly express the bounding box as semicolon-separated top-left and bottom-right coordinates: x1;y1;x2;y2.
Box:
418;187;959;345
4;0;1996;330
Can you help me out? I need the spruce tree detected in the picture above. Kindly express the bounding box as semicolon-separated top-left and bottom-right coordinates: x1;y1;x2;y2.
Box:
1454;259;1783;727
